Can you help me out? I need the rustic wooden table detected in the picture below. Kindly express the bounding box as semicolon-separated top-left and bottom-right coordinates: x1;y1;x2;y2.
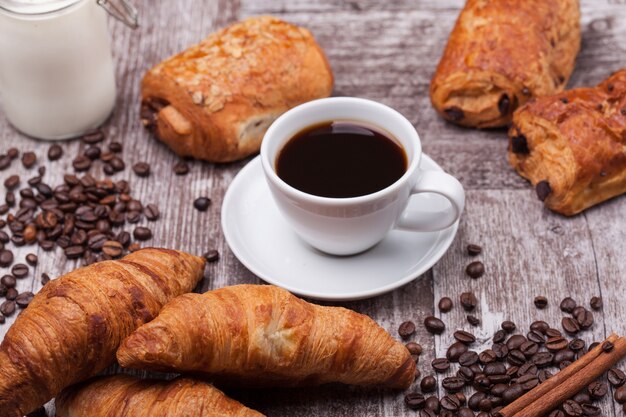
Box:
1;0;626;415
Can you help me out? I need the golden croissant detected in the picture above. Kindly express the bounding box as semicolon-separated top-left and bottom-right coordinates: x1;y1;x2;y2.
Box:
0;248;205;417
117;284;415;389
56;374;264;417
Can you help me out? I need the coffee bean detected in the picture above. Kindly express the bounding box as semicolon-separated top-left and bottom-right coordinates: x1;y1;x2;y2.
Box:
460;292;478;311
11;263;29;278
507;349;526;366
65;245;85;259
128;242;141;252
101;151;115;162
425;396;440;414
483;362;506;376
133;162;151;177
0;300;16;316
572;392;590;405
203;249;220;262
194;196;211;211
559;298;576;314
588;381;608;399
506;335;527;350
575;309;594;330
22;151;37;168
502;320;516;333
25;253;38;266
454;330;476;344
439;297;453;313
537;369;552;383
527;330;545;345
419;409;436;417
1;274;16;288
405;392;426;410
580;404;600;417
82;130;104;144
109;142;123;153
546;336;569;352
5;287;17;300
588;342;600;352
0;249;14;267
467;315;480;326
546;328;562;338
602;341;614;352
466;261;484;279
47;144;63;161
493;330;506;343
588;296;602;311
424;316;445;334
492;343;509;360
41;273;51;285
126;210;142;223
133;227;152;241
4;174;20;190
110;157;125;172
519;340;539;357
102;240;123;258
518;362;538;377
440;395;461;411
447;342;469;362
534;296;548;309
563;400;583;417
73;156;92;171
609;368;626;387
432;357;451;372
15;292;34;308
553;349;575;366
479;349;497;365
616;386;626;404
549;410;565;417
468;392;486;411
473;374;492;392
532;351;554;368
406;342;422;356
459;351;479;367
561;317;580;335
398;320;416;339
457;366;474;383
173;161;190;175
517;373;539;391
442;376;466;392
467;244;482;256
84;146;101;160
421;375;437;393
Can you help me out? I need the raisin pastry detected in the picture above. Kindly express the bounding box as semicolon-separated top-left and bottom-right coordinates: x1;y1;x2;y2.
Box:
508;68;626;215
430;0;580;128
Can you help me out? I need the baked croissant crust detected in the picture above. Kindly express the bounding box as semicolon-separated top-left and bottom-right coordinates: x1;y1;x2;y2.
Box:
0;248;205;417
117;284;415;389
508;68;626;215
141;16;334;162
430;0;580;128
56;375;264;417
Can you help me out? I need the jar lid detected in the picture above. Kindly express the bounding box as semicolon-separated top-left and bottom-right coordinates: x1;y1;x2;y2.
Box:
0;0;80;15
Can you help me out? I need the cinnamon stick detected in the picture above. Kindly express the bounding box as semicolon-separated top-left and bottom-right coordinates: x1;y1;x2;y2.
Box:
498;333;626;417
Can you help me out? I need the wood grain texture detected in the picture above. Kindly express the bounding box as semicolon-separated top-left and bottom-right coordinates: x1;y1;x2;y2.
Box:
0;0;625;416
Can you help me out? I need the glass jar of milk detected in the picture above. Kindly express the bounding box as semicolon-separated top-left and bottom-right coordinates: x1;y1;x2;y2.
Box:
0;0;137;140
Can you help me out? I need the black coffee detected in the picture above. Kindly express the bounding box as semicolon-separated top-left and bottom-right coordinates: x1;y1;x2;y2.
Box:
276;121;407;198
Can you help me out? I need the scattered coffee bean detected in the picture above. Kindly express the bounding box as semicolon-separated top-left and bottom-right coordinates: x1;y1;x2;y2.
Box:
201;250;219;263
133;227;152;241
48;144;63;161
560;297;576;313
102;240;123;258
447;342;469;362
398;321;416;339
109;142;123;153
0;300;16;316
15;291;34;308
467;315;480;326
589;296;602;311
460;292;478;311
609;368;626;387
421;375;437;393
82;130;104;144
588;381;608;399
574;309;594;330
424;316;446;334
4;175;20;190
143;204;160;221
84;146;101;160
425;396;440;414
72;156;92;171
602;341;614;353
569;338;585;352
132;162;151;177
25;253;38;266
454;330;476;344
41;273;51;286
193;196;211;211
406;342;422;356
22;151;37;168
405;392;426;410
562;317;580;335
467;244;482;256
465;261;484;279
1;275;16;288
534;296;548;309
616;387;626;404
439;297;453;313
459;351;479;367
502;320;516;333
562;399;583;417
173;161;190;175
432;358;451;373
11;263;28;278
442;376;466;392
440;394;461;411
0;249;14;267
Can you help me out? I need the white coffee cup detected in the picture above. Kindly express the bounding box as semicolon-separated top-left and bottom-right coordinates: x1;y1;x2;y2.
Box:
261;97;465;256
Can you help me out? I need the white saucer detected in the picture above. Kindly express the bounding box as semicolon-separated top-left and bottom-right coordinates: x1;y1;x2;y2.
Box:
221;155;459;301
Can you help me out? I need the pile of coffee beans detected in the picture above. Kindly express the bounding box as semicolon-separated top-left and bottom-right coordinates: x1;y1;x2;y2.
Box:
400;291;622;417
0;130;217;324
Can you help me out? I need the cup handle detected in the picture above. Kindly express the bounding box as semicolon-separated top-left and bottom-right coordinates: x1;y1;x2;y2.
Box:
395;170;465;232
